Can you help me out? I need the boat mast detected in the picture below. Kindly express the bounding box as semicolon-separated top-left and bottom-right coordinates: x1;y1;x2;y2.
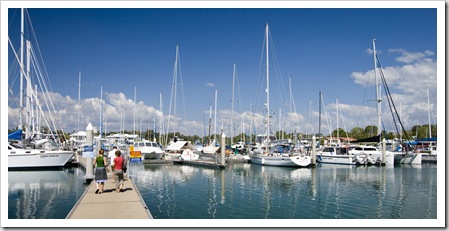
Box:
336;98;340;145
159;92;163;144
250;103;253;143
427;88;431;138
265;23;270;143
308;99;311;139
318;91;322;145
166;44;179;144
25;39;31;140
373;38;382;144
19;8;24;131
77;71;81;132
173;45;178;138
208;103;212;144
289;76;293;140
231;64;236;145
133;86;136;140
100;86;103;138
214;89;218;143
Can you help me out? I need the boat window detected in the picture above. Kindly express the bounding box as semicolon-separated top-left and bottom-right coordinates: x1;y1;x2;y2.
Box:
152;143;158;147
323;147;334;152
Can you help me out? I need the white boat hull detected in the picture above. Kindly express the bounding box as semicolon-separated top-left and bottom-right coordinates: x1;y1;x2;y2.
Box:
202;146;220;155
141;152;164;160
290;155;312;167
164;153;182;160
8;150;74;168
363;152;395;165
316;154;356;165
227;154;251;163
180;149;200;161
394;152;422;164
250;155;311;167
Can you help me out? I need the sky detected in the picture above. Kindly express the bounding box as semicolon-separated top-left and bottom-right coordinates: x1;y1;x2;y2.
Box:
4;1;444;140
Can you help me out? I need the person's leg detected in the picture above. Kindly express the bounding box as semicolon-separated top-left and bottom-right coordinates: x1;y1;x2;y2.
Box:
115;171;120;192
118;171;124;192
95;182;99;194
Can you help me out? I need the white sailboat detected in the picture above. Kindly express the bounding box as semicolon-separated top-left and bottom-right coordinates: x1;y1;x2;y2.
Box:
350;39;420;165
8;9;74;169
249;24;311;168
202;90;220;155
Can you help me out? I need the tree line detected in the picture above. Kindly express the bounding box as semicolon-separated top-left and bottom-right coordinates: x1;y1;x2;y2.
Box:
96;124;437;145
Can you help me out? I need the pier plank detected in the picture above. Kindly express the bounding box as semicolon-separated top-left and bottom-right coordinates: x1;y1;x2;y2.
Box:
67;173;152;219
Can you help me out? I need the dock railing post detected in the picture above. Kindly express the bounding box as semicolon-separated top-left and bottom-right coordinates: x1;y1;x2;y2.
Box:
84;123;95;182
312;135;317;166
221;133;226;167
382;138;386;166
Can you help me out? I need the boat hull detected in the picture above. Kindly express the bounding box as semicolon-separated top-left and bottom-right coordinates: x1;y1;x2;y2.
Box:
394;152;422;164
316;154;356;165
141;152;164;160
180;148;200;161
250;155;310;167
8;150;74;169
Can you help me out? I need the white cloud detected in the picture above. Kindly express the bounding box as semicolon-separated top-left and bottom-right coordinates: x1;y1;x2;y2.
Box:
205;82;215;87
389;48;434;64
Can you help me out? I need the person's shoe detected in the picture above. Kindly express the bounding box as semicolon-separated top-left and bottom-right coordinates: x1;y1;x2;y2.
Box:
95;189;99;194
120;189;124;193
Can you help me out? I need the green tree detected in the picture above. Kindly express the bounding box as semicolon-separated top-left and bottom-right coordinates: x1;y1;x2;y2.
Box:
349;127;364;139
331;128;347;138
364;125;378;138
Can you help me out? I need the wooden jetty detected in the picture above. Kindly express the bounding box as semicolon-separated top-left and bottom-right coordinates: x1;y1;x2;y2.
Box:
66;176;152;219
67;155;152;219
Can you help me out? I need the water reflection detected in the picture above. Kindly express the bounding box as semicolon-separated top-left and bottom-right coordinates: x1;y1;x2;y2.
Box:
8;168;86;219
130;163;437;219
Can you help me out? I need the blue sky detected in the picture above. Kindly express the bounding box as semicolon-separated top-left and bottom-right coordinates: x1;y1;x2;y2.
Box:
5;1;443;138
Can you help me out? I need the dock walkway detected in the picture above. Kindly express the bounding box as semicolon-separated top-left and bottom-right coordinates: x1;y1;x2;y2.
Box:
67;155;152;219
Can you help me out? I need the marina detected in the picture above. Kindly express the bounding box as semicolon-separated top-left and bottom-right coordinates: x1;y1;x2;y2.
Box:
5;5;442;228
6;157;440;226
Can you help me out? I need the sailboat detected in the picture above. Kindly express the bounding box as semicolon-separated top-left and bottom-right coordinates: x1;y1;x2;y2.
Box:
8;9;74;169
227;64;250;162
162;44;198;160
349;39;420;165
416;88;437;163
202;90;220;155
249;24;311;167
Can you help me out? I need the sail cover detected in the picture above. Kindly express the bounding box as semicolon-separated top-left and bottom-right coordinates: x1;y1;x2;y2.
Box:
8;129;23;140
350;135;380;143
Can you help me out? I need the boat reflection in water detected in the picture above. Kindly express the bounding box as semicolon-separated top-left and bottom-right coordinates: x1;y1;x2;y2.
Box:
8;168;87;219
132;162;436;220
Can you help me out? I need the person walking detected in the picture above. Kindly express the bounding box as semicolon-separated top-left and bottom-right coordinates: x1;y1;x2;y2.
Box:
94;149;108;194
112;150;125;193
108;146;118;182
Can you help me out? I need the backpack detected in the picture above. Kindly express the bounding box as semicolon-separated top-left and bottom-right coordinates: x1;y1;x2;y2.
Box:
122;158;127;173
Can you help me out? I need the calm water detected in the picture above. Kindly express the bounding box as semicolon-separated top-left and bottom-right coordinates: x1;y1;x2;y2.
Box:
7;163;437;220
130;163;437;219
8;167;88;219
